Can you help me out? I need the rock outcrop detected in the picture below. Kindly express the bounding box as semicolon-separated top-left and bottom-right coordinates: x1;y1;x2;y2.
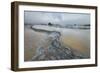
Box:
32;32;84;61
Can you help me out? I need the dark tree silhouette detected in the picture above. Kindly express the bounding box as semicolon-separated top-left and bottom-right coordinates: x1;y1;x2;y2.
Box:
48;22;53;26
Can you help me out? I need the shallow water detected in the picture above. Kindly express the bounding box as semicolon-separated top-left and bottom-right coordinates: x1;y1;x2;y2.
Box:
24;25;90;61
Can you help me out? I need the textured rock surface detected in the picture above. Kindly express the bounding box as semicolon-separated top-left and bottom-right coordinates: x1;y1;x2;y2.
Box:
32;32;84;61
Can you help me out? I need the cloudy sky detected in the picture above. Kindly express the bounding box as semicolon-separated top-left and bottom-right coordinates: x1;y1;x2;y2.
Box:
24;11;90;25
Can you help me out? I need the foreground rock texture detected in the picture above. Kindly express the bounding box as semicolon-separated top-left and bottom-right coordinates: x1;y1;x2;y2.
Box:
32;32;85;61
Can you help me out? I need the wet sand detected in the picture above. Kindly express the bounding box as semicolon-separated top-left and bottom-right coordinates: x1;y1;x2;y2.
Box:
24;25;90;61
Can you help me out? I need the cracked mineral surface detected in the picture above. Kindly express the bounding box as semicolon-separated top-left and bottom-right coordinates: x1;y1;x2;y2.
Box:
32;32;85;61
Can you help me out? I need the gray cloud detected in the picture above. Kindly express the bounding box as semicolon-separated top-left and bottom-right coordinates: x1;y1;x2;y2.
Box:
24;11;90;25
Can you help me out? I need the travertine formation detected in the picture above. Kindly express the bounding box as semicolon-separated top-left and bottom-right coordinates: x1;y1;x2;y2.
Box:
32;32;84;61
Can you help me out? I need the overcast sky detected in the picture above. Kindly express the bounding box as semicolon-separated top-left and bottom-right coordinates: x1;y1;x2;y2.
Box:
24;11;90;25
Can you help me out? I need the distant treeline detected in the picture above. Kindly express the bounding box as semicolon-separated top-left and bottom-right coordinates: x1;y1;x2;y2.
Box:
25;22;90;29
46;22;90;29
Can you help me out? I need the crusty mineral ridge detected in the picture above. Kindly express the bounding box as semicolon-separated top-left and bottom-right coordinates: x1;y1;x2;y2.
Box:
32;32;84;61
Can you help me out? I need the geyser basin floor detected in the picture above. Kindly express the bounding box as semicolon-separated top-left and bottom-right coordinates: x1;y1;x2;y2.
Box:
24;25;90;61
